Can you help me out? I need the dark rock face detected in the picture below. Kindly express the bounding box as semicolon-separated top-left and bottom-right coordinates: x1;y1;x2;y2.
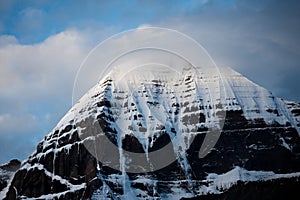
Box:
0;159;21;172
3;110;300;199
0;159;21;193
0;181;6;195
188;115;300;179
181;177;300;200
4;135;98;199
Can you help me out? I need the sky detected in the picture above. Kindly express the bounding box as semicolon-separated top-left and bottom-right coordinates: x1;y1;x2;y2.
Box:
0;0;300;163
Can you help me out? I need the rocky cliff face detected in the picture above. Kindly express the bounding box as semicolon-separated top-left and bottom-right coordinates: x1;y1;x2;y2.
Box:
2;67;300;199
0;159;21;198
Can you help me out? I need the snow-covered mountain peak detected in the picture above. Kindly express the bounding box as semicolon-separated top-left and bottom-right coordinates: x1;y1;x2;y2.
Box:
59;66;299;135
3;65;300;200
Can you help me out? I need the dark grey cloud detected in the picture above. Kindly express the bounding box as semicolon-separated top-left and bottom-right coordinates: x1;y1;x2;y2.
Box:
156;0;300;101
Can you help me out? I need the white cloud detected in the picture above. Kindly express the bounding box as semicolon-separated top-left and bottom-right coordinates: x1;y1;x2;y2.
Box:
72;26;217;102
0;29;90;99
0;35;18;46
0;29;97;162
0;27;123;162
0;29;96;144
0;113;37;135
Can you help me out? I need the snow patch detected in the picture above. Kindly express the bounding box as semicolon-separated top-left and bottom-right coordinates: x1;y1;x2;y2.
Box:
204;166;300;194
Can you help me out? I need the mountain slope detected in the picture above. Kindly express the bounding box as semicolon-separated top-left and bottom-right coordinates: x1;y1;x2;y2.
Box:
2;66;300;199
0;159;21;199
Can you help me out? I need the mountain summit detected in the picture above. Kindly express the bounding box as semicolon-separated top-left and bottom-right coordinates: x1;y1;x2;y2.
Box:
2;66;300;199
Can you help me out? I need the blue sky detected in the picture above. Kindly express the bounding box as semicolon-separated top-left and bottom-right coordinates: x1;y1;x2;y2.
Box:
0;0;300;163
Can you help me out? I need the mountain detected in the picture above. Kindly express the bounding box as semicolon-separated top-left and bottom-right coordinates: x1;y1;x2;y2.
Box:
0;159;21;199
1;66;300;199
